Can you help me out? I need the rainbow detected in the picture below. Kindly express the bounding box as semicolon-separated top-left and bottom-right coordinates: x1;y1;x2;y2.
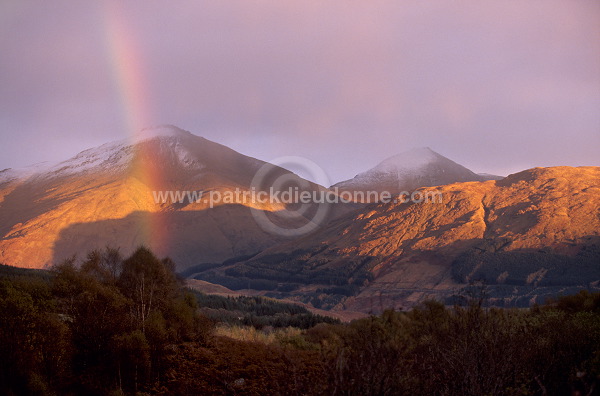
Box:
100;2;169;256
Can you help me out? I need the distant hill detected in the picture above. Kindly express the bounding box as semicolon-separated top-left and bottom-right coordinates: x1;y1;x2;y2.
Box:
332;147;487;197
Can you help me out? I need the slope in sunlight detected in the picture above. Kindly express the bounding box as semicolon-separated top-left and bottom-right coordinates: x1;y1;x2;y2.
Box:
204;166;600;312
0;125;322;269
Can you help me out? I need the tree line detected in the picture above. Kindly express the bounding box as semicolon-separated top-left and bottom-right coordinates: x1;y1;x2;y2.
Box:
0;247;210;395
192;291;339;329
0;247;599;395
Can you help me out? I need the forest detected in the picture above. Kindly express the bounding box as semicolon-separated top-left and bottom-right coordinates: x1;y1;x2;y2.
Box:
0;247;599;395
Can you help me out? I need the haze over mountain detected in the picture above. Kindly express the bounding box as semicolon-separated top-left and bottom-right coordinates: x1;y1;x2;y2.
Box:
333;147;498;197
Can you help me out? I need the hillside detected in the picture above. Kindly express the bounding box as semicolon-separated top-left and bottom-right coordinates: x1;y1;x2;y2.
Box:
196;166;600;312
0;126;324;269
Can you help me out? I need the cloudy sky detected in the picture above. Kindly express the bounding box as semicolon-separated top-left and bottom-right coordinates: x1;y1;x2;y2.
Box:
1;1;598;184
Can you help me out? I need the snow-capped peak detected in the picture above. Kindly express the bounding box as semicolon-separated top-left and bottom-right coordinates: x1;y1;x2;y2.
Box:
134;125;191;143
332;147;483;193
372;147;438;174
45;127;197;177
2;126;206;181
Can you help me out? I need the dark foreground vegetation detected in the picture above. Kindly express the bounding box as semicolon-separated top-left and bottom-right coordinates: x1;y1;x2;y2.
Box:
1;248;599;395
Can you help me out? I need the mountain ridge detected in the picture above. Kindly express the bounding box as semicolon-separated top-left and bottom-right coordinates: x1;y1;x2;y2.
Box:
1;126;597;314
201;166;600;312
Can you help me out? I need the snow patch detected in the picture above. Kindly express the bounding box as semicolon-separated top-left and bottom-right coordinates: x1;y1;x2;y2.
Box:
44;140;133;177
39;127;205;178
6;126;204;180
332;147;481;190
344;147;440;185
0;162;52;184
373;147;438;174
134;125;191;143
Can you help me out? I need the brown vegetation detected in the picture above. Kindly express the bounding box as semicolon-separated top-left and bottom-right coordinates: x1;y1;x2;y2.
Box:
1;247;599;395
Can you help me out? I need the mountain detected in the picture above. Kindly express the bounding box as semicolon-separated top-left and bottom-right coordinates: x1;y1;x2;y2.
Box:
0;125;324;269
199;166;600;312
3;129;597;313
332;147;491;197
